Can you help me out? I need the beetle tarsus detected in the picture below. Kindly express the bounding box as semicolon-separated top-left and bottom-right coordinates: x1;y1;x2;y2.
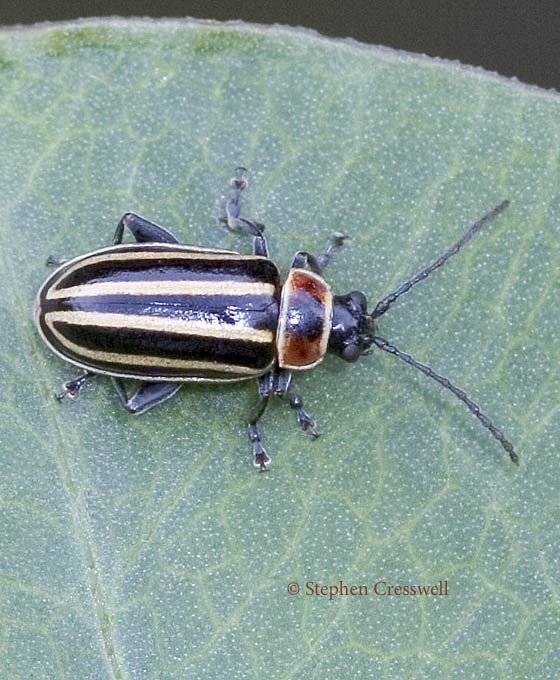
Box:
222;167;270;257
248;422;271;471
297;411;320;437
284;386;319;437
230;166;248;191
291;231;349;274
55;372;93;400
224;166;252;230
46;255;67;267
317;231;349;270
247;373;315;469
254;448;271;472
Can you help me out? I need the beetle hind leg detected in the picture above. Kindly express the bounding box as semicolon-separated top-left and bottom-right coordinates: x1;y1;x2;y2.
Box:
113;213;179;245
55;371;95;400
111;378;183;415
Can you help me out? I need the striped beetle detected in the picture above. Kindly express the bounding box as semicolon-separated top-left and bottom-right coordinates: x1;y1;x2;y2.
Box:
35;168;518;470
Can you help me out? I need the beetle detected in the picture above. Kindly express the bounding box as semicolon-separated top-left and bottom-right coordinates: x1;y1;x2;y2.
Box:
34;167;518;470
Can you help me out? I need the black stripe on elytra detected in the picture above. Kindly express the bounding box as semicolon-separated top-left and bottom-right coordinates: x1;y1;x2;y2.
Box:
50;320;275;371
58;256;280;288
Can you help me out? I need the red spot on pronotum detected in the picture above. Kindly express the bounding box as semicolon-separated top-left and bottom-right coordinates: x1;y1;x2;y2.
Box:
278;270;330;368
290;271;326;302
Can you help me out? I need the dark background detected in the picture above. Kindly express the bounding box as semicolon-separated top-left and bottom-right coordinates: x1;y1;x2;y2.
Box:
1;1;559;90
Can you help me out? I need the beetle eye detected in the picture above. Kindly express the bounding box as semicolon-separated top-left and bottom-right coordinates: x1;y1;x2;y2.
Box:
347;291;367;313
342;343;362;362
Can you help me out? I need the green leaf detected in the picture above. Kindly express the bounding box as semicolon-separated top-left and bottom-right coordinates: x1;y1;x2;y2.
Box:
1;18;558;679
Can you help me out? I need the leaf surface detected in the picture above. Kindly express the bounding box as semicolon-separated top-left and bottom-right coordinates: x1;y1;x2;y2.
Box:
0;18;558;679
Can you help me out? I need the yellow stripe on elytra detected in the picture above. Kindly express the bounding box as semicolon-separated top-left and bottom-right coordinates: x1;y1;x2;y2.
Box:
45;310;273;343
47;279;276;300
45;320;261;375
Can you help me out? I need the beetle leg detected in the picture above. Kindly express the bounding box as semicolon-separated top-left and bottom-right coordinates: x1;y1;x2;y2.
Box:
247;413;272;472
290;231;348;274
55;371;95;400
46;256;68;267
252;234;269;258
270;370;320;436
221;167;270;257
273;370;319;437
111;378;183;415
246;369;319;470
247;379;272;471
285;387;319;437
113;213;179;245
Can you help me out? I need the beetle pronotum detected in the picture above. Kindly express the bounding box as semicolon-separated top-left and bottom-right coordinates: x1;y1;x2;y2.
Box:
35;168;518;470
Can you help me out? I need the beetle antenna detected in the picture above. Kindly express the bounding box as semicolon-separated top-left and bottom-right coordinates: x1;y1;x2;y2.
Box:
371;335;519;464
372;200;509;319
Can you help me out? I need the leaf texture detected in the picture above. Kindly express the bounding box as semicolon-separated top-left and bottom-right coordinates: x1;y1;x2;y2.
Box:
0;18;559;680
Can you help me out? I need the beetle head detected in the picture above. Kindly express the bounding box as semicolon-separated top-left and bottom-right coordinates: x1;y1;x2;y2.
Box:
328;291;374;362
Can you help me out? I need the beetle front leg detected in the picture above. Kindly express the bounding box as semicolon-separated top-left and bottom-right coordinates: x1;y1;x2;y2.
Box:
111;378;183;415
274;370;319;437
113;213;179;245
221;167;269;257
291;231;348;274
246;369;319;471
283;384;319;437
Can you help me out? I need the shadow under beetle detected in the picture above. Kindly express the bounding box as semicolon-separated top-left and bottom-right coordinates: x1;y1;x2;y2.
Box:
34;168;518;470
